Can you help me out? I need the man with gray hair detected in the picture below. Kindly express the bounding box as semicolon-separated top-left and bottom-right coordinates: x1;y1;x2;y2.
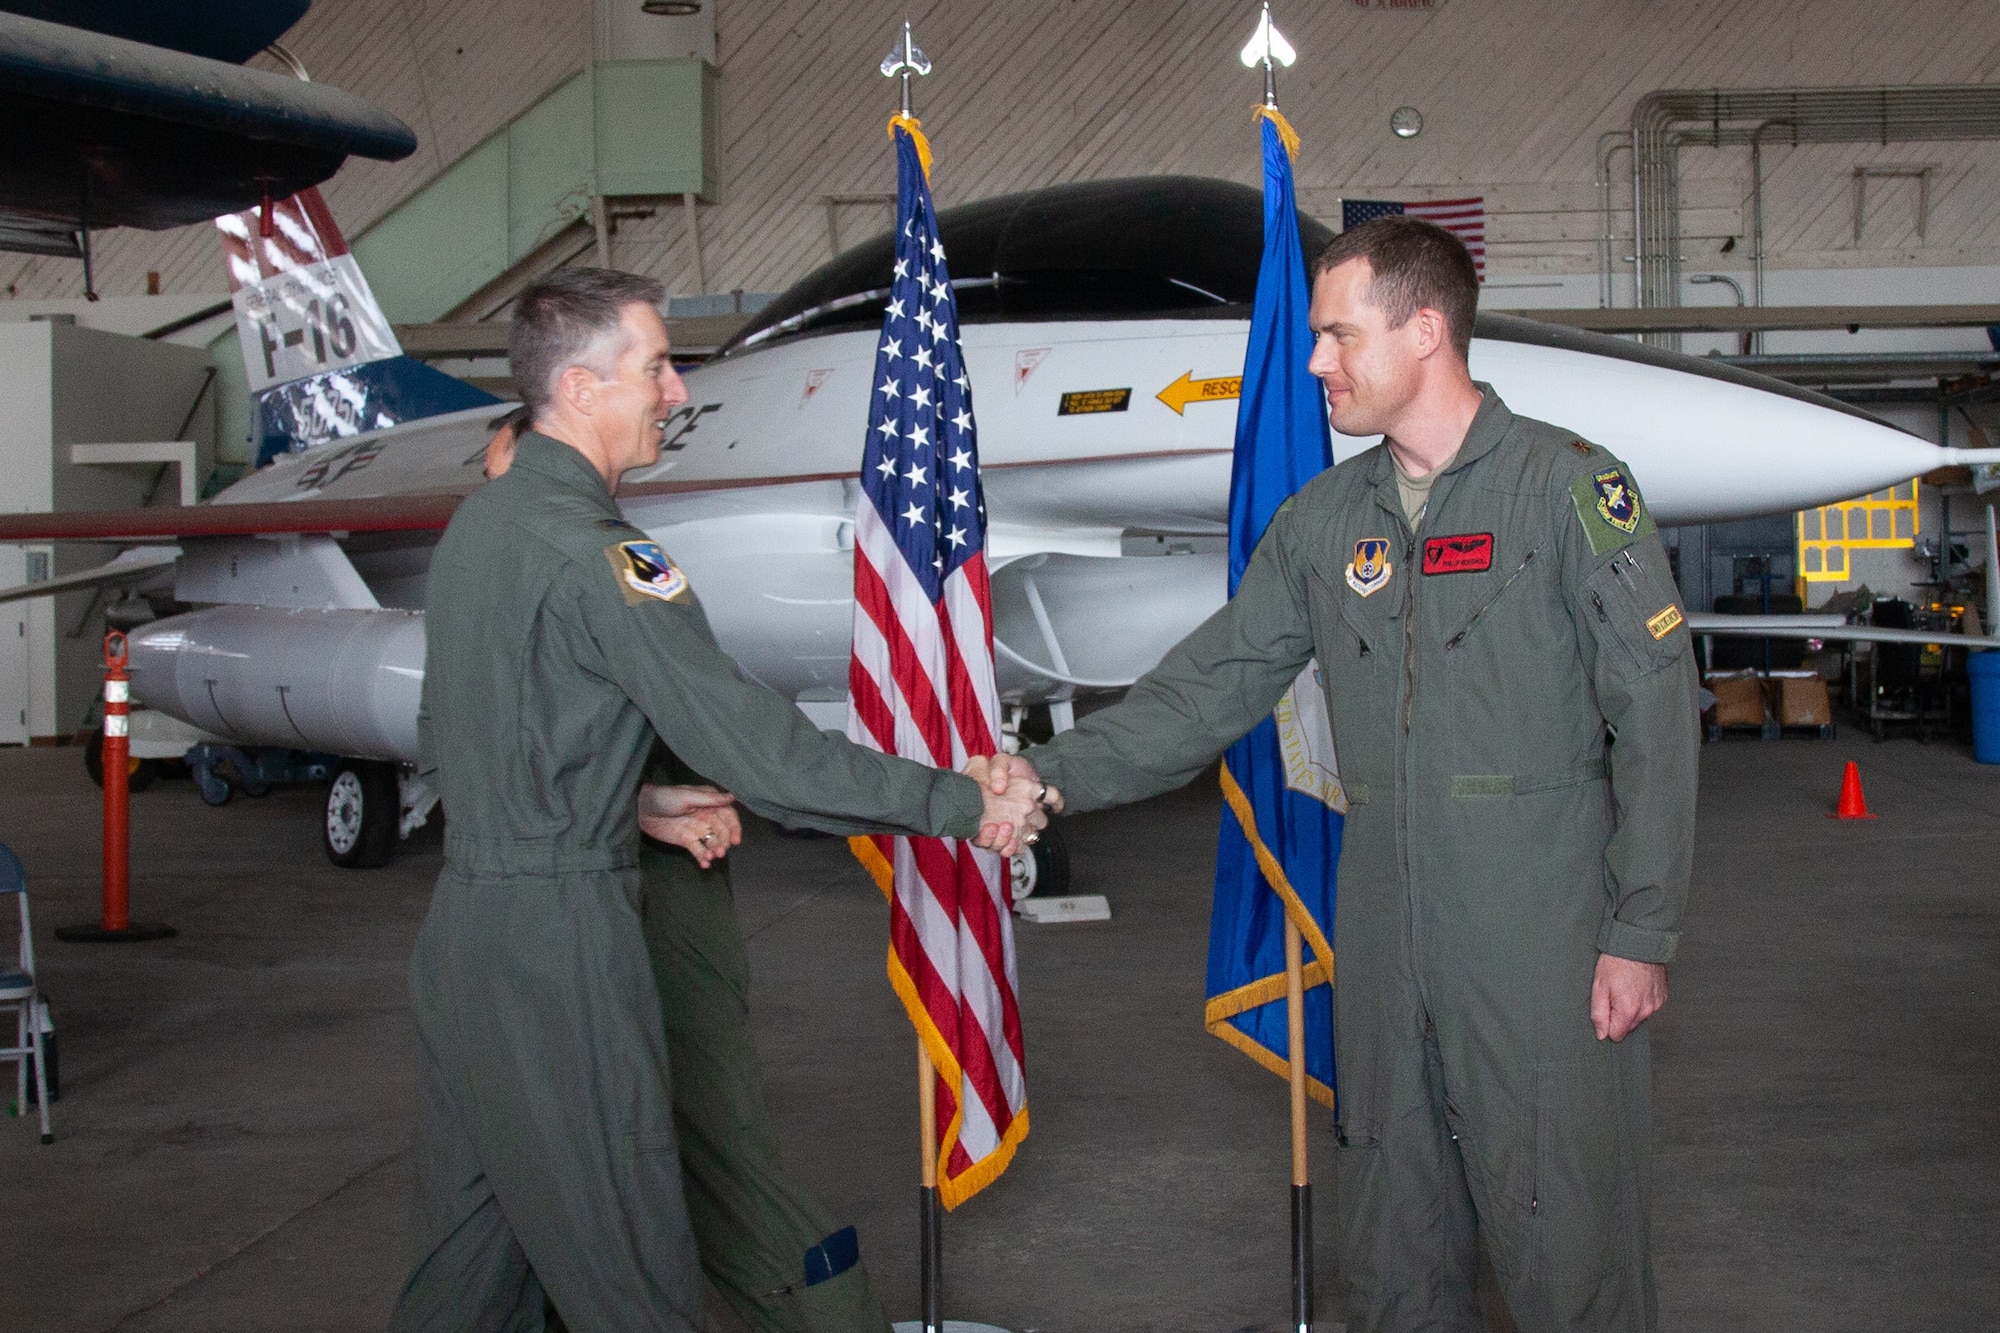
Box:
395;269;1049;1331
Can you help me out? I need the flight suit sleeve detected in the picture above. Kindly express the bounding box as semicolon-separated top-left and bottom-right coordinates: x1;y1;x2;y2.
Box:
1027;506;1318;813
565;557;985;840
1557;452;1699;964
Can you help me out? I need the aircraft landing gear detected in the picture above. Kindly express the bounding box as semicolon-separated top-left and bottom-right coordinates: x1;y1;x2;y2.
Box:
1008;821;1069;904
325;760;399;869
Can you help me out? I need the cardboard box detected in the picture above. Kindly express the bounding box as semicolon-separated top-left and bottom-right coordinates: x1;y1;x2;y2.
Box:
1704;671;1767;728
1768;670;1832;727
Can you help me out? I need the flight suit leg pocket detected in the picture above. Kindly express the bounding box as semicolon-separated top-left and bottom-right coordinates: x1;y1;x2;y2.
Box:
1523;1057;1629;1311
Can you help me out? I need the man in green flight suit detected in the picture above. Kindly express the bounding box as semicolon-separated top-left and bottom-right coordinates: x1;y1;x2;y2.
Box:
1018;218;1698;1332
393;269;1048;1333
476;426;897;1333
633;748;897;1333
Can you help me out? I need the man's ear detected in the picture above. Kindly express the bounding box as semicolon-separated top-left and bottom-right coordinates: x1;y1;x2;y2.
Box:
556;364;598;415
1411;307;1450;360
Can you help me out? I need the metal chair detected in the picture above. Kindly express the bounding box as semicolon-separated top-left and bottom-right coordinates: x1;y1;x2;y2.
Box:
0;842;51;1144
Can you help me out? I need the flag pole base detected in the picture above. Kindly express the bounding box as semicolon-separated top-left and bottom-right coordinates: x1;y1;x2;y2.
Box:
1292;1180;1314;1332
56;923;175;942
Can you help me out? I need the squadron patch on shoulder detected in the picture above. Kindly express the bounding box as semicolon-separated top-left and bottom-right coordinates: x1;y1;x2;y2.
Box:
1346;537;1394;597
1647;604;1685;640
1592;468;1641;534
606;540;689;605
1568;465;1656;557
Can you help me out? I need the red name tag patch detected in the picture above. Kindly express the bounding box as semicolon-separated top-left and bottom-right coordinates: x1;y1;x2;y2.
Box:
1422;532;1494;575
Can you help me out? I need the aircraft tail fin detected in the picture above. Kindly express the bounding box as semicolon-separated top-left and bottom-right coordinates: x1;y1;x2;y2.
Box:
215;188;500;465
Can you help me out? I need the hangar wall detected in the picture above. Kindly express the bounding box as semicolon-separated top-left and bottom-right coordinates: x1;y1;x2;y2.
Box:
4;0;2000;307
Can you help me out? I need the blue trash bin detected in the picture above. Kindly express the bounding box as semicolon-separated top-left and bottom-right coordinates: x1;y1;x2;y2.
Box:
1969;651;2000;763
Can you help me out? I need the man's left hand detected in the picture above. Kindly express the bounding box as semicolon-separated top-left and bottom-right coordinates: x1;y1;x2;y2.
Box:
638;783;742;868
1591;954;1667;1042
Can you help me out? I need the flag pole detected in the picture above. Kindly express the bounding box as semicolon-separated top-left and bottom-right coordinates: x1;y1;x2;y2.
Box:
1285;916;1312;1333
1246;10;1311;1326
881;24;946;1333
918;1040;944;1333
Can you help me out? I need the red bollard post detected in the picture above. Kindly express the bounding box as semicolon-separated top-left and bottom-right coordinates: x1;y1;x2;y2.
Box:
57;632;175;943
101;632;130;929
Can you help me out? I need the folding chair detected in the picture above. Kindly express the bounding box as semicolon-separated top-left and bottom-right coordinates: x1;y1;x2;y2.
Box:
0;843;51;1144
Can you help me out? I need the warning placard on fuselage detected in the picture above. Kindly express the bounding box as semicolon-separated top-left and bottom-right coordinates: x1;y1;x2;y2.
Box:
1058;388;1132;416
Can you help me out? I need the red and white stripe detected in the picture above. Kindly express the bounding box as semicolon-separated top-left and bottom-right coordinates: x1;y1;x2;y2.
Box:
846;502;1027;1194
214;187;350;293
1405;196;1486;278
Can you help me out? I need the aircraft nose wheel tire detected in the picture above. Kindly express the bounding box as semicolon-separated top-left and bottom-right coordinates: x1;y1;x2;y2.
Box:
325;761;398;869
1008;822;1070;904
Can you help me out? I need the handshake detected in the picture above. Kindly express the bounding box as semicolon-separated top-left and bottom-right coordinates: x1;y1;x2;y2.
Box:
964;752;1063;858
635;753;1062;866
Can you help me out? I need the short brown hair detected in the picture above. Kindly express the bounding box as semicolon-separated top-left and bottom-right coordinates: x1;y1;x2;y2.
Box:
1312;216;1478;359
510;268;667;416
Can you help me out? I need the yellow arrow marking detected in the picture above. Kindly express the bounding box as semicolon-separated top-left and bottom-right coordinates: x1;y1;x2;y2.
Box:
1156;371;1243;415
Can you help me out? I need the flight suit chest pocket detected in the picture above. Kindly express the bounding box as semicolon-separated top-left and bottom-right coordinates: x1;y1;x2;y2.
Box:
1308;558;1389;683
1582;547;1688;679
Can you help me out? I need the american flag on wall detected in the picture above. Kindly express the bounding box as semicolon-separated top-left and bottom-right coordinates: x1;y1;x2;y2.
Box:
845;121;1028;1208
1342;197;1486;279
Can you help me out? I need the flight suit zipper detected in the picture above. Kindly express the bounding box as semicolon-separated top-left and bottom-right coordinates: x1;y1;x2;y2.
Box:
1443;548;1540;651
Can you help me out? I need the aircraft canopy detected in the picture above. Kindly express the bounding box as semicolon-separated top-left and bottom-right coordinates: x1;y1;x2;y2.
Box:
724;176;1337;355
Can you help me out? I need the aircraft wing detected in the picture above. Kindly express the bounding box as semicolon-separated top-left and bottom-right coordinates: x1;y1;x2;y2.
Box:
0;494;465;544
1684;612;2000;651
0;545;180;604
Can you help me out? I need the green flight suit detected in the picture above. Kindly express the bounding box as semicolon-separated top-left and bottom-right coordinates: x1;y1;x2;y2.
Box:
638;748;889;1333
1029;389;1697;1333
395;432;982;1333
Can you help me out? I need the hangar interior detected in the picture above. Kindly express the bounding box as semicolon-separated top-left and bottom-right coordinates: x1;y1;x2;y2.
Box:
0;1;1996;1331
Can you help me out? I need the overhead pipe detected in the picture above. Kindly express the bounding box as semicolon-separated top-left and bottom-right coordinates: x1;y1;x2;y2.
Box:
1631;85;2000;342
1594;130;1633;308
1748;119;1796;354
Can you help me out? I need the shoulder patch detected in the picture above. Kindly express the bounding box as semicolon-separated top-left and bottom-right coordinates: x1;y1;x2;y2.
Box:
605;539;690;605
1568;465;1656;557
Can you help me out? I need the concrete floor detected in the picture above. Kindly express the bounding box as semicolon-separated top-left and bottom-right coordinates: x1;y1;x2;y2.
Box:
0;734;1994;1332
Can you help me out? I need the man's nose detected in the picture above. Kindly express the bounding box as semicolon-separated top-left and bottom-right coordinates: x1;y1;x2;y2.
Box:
661;367;691;408
1306;335;1336;379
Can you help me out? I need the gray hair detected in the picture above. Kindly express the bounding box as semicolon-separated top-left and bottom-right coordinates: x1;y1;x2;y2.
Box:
509;268;668;417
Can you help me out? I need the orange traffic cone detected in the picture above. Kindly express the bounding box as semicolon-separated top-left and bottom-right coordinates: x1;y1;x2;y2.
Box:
1827;761;1877;820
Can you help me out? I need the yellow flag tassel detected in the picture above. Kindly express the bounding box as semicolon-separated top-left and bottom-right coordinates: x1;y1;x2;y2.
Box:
888;113;934;180
1253;104;1301;162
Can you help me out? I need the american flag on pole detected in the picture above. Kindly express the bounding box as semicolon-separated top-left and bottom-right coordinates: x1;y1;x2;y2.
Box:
1342;197;1486;279
846;120;1028;1208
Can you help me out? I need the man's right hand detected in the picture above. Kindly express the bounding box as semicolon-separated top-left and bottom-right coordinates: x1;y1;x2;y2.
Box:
962;752;1064;813
972;768;1056;852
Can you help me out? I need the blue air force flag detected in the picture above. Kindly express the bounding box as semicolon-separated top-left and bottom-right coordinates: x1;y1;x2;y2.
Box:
1204;110;1342;1107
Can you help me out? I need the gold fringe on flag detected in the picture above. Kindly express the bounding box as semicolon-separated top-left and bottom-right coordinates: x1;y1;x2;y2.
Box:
887;113;935;180
1253;104;1301;162
849;834;1031;1207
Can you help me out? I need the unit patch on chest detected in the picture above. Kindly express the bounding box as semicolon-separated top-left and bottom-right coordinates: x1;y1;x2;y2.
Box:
1346;537;1395;597
1568;465;1657;557
606;540;690;605
1422;532;1494;575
